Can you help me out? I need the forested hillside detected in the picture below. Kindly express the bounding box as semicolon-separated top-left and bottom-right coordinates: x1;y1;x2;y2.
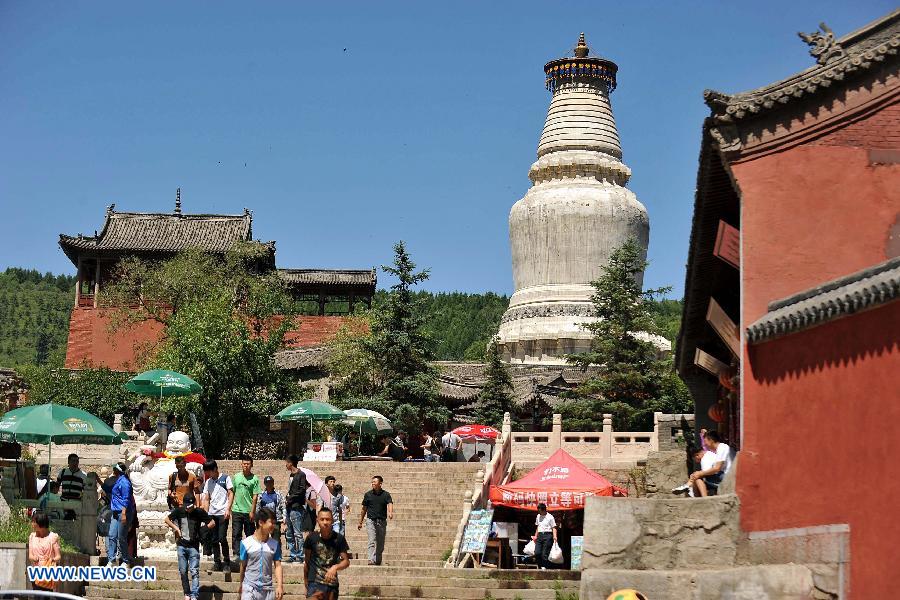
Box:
0;266;682;366
0;269;75;367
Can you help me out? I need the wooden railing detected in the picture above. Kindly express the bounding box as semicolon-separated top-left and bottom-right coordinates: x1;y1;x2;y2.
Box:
447;412;513;567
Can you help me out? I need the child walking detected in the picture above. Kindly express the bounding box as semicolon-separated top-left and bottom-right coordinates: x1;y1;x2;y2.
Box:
238;507;284;600
28;511;61;592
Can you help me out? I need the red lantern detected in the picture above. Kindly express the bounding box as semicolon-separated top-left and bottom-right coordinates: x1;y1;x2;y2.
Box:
708;402;726;423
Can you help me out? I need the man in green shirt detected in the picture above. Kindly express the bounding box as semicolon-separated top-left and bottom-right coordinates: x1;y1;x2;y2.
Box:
228;453;260;567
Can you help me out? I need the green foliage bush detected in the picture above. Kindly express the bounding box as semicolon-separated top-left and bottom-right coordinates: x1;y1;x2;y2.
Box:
0;505;79;553
17;365;133;425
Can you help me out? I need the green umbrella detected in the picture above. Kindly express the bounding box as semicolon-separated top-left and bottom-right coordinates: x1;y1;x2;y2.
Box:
125;370;201;425
276;400;345;439
125;370;201;397
0;403;123;466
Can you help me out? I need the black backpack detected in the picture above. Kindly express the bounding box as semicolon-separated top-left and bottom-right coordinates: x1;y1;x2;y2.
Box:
97;504;112;537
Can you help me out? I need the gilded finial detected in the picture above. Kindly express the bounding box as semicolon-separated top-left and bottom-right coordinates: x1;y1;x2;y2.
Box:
175;188;182;215
574;32;589;58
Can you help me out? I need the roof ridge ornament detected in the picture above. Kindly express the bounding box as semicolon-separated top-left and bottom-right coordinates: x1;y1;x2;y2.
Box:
798;22;845;65
174;188;182;215
105;203;115;217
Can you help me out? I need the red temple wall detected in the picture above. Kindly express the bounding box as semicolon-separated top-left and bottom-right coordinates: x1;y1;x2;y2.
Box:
733;102;900;598
741;302;900;598
65;308;346;371
733;103;900;324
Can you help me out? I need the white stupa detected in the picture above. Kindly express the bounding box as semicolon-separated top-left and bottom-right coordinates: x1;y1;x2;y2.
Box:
497;34;651;364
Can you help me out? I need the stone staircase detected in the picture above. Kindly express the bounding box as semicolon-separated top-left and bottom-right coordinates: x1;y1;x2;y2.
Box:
87;563;580;599
88;460;580;600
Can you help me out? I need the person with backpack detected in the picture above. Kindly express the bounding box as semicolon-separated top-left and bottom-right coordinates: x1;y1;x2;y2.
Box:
164;492;215;600
201;460;234;571
169;455;201;509
441;430;462;462
259;476;286;552
422;431;440;462
330;484;350;536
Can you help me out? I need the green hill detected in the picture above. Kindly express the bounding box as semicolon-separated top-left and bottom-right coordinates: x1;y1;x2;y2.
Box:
0;267;681;366
0;268;75;367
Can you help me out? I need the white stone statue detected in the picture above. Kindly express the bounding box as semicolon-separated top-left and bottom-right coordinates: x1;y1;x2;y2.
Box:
129;431;206;508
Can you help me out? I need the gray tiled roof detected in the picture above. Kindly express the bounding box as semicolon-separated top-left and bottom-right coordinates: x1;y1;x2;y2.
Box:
704;10;899;124
277;269;376;288
747;257;900;344
274;346;331;370
59;209;255;263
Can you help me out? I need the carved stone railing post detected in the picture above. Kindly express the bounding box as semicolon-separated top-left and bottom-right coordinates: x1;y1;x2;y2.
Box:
75;472;99;554
113;413;123;434
602;414;613;459
448;490;474;567
502;412;511;439
550;413;562;452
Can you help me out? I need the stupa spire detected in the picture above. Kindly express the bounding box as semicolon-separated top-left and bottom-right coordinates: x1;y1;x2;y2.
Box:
496;33;650;365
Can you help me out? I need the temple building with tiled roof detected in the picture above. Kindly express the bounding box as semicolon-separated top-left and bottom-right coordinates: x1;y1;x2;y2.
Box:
60;190;375;370
676;9;899;597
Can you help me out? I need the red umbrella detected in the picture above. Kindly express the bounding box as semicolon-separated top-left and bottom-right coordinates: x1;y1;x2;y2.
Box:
451;424;500;441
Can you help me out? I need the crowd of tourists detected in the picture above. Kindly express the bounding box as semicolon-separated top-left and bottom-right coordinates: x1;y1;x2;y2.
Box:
364;429;467;462
28;450;401;599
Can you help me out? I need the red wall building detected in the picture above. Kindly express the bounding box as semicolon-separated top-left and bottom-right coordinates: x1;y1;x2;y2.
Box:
678;12;899;597
59;199;375;371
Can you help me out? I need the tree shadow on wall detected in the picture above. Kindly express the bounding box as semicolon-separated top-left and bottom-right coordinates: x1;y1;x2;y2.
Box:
748;304;899;384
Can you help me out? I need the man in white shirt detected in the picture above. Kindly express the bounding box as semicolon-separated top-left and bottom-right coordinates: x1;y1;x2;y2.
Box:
441;431;462;462
532;502;558;570
200;460;234;571
688;430;732;497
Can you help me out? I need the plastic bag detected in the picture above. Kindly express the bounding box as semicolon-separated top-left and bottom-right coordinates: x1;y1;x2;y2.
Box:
548;541;564;564
523;540;535;556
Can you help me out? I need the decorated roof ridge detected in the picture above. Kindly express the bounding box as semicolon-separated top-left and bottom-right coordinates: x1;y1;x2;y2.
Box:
704;9;900;123
746;256;900;344
58;203;260;264
544;33;618;94
277;268;377;287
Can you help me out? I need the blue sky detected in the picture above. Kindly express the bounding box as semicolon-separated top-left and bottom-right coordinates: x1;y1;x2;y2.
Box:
1;1;894;296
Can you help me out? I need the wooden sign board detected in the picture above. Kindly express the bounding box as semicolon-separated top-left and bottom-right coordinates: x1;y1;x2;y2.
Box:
706;298;740;358
694;348;729;377
714;220;740;269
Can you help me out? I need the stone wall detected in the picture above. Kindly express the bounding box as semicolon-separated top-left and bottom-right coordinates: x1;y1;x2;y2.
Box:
582;494;742;570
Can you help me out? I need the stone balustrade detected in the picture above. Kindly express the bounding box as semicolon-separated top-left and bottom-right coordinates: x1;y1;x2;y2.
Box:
511;412;691;465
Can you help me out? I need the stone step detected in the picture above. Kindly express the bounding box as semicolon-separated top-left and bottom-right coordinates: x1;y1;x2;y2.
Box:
122;570;577;589
580;564;839;599
87;590;571;600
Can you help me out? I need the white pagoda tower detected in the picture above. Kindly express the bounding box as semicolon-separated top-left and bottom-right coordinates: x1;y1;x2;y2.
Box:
497;34;650;364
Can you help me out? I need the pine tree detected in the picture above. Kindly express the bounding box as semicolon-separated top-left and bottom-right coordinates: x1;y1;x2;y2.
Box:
563;239;693;431
364;241;449;432
472;337;515;430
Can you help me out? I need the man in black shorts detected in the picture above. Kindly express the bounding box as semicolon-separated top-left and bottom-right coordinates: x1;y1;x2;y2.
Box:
304;507;350;600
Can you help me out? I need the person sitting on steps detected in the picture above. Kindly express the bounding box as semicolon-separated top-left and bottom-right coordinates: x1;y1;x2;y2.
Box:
688;430;733;497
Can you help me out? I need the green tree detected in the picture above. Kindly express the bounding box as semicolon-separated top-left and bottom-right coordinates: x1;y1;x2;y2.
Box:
18;365;133;425
563;239;693;431
471;337;515;430
330;242;448;433
104;245;301;456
